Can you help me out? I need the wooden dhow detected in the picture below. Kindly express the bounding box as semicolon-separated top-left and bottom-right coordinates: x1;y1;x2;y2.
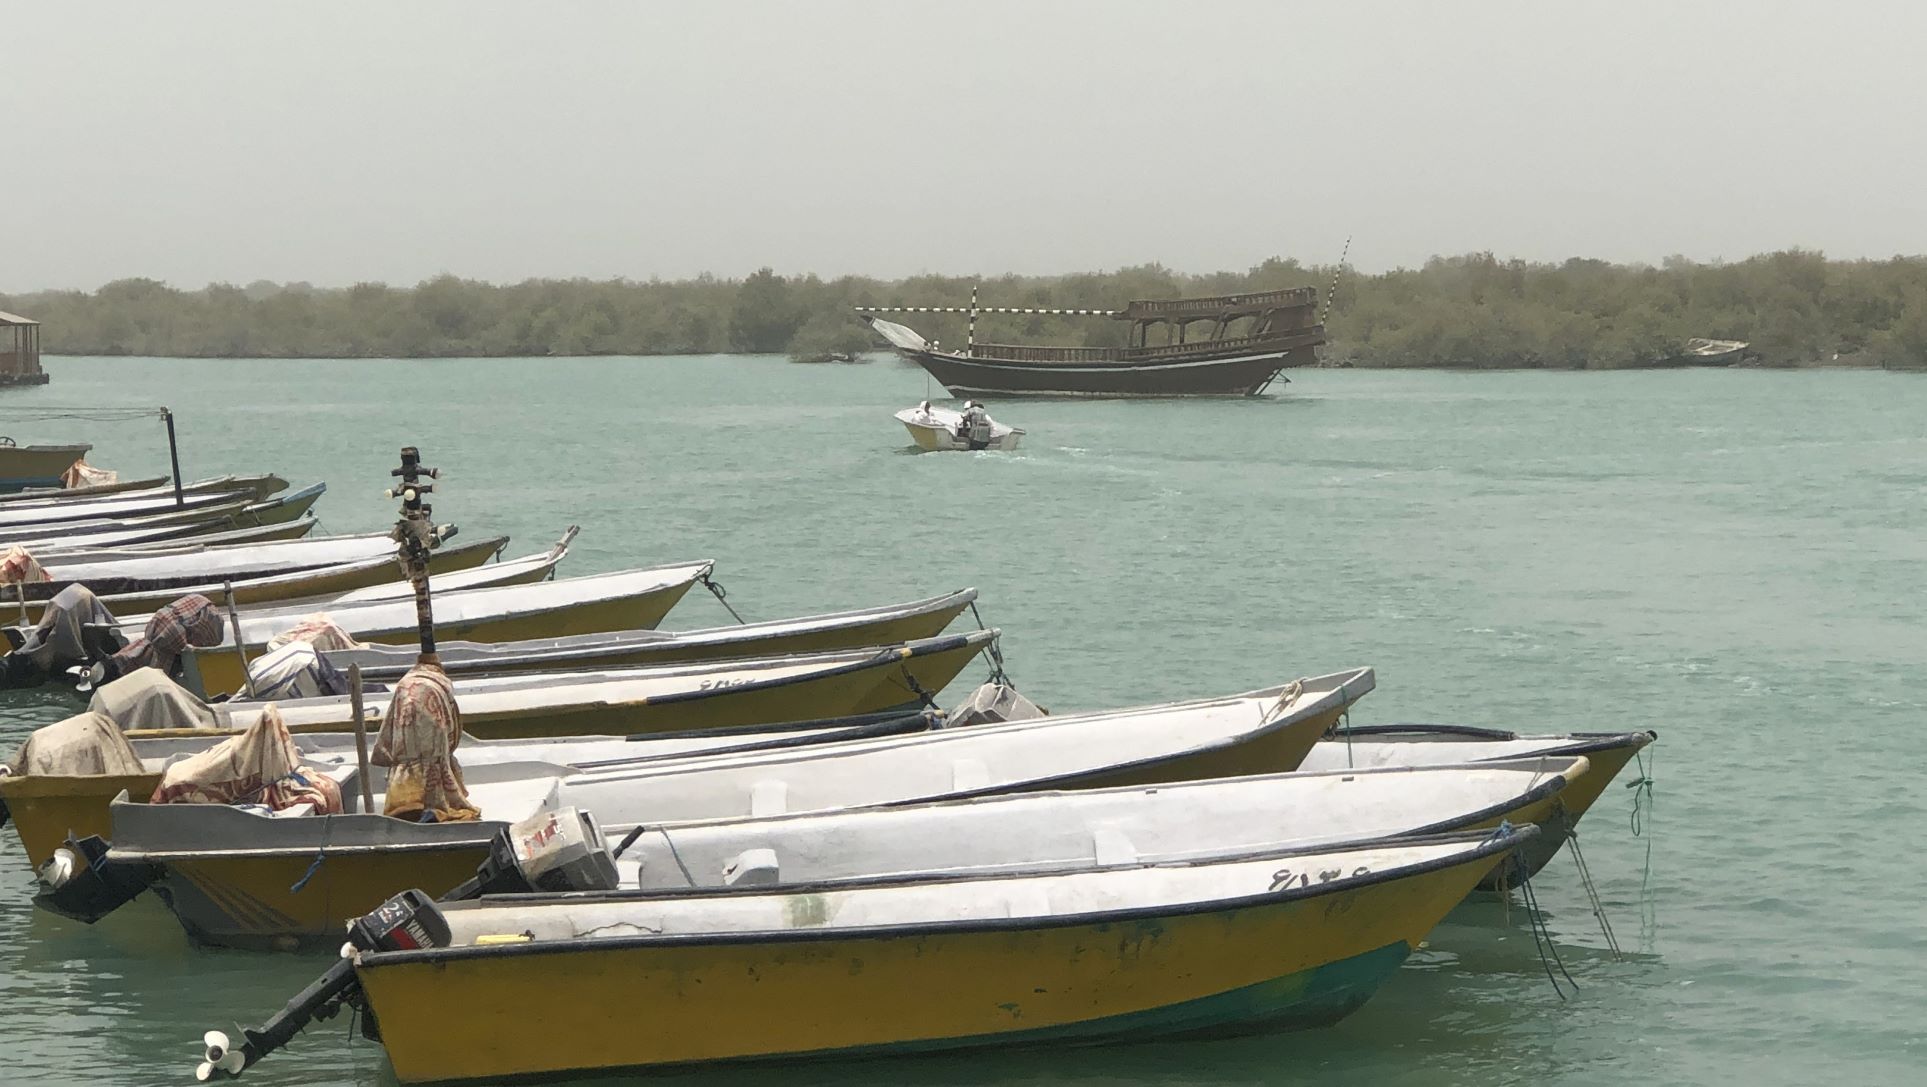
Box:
859;287;1323;398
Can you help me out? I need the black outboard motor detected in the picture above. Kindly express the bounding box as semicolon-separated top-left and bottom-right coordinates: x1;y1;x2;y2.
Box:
32;834;161;923
193;807;622;1080
196;888;453;1080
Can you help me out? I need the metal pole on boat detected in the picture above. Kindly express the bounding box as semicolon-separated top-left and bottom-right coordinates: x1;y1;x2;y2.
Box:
161;407;185;508
967;284;977;357
223;580;258;700
348;663;374;813
387;446;455;666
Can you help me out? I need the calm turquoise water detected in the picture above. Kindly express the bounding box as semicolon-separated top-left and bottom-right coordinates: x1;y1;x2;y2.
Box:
2;356;1922;1086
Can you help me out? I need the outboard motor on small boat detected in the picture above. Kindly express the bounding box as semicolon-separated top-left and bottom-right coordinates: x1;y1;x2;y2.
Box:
444;805;622;900
31;833;162;923
194;809;627;1080
195;887;452;1079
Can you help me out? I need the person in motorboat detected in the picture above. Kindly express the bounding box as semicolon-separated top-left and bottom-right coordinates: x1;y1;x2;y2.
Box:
957;401;994;450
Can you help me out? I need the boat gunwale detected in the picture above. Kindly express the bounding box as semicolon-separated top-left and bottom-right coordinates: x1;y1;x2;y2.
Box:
1329;725;1659;759
329;588;983;671
359;826;1533;966
564;665;1372;790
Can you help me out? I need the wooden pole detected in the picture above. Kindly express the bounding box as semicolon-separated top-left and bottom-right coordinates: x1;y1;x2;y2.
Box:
222;581;257;699
349;663;374;813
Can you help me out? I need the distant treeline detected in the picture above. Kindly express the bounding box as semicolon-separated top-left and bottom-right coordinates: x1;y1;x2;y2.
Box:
6;249;1926;368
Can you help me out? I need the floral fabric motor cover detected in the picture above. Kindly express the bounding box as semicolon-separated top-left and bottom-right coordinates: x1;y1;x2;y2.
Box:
150;703;342;814
0;546;50;586
371;662;480;823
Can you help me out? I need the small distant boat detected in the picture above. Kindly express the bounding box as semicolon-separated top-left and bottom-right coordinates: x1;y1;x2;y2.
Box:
1659;338;1749;367
895;401;1024;451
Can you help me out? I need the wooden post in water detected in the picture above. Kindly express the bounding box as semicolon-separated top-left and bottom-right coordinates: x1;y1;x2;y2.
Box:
386;446;456;666
161;408;185;508
348;663;374;812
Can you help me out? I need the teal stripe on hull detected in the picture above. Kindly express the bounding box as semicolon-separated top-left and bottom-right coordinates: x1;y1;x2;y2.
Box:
838;940;1415;1057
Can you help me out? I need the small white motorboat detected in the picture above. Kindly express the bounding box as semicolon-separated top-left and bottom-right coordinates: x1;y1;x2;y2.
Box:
895;401;1024;452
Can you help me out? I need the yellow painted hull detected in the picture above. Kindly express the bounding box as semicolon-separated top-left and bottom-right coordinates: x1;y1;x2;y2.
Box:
182;579;697;699
357;849;1501;1081
166;848;488;951
1079;704;1344;789
0;772;162;869
15;536;502;626
459;639;985;741
443;598;977;677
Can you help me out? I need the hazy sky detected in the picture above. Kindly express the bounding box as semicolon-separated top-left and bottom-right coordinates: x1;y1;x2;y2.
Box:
4;1;1924;291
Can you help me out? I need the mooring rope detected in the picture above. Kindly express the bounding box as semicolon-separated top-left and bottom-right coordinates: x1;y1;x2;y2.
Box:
966;602;1011;685
698;572;745;624
289;811;334;894
0;405;167;422
1567;825;1623;959
1519;869;1577;998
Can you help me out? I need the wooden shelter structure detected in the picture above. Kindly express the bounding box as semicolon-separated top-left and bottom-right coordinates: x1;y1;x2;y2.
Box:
0;311;50;386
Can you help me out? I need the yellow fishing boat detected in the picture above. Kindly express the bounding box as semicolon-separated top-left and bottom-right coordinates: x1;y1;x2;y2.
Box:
8;532;512;626
93;670;1370;949
200;827;1533;1082
327;588;983;681
174;561;714;697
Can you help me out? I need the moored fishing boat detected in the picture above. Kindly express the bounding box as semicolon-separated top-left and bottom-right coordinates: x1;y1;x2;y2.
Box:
0;473;287;507
0;442;92;492
0;482;325;547
91;669;1368;948
895;401;1025;451
0;701;940;870
192;827;1532;1081
226;628;998;738
326;588;981;681
33;516;320;556
0;482;287;529
1300;723;1658;882
5;531;517;625
860;287;1323;398
171;561;715;697
20;528;512;602
611;753;1587;890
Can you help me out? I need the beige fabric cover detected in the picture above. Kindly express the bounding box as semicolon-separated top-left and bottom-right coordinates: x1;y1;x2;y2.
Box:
61;461;118;489
4;712;146;777
87;667;224;732
0;547;50;586
150;704;341;813
267;614;365;653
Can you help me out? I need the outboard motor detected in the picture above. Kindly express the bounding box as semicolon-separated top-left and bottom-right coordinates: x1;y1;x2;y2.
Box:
444;806;621;901
196;888;452;1080
32;834;162;923
192;808;625;1081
